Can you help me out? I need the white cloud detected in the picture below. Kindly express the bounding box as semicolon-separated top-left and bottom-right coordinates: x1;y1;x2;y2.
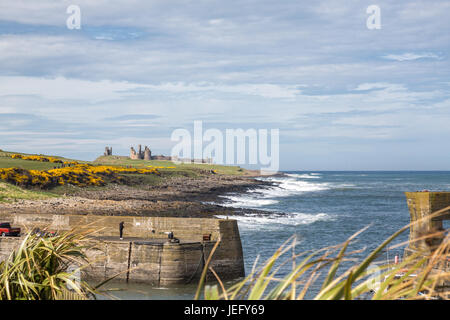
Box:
353;83;406;91
382;52;441;61
0;0;448;168
0;76;148;101
147;82;300;99
0;76;300;100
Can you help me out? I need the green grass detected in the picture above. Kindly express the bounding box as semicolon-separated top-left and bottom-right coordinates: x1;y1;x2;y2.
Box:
119;173;165;186
0;150;87;170
0;182;58;203
93;155;248;176
0;150;249;176
0;157;58;170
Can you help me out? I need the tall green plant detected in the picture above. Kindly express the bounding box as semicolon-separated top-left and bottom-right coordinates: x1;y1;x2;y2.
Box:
0;230;97;300
199;211;449;300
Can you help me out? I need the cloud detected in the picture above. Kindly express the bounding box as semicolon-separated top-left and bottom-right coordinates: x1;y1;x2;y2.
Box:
0;76;150;101
0;0;448;169
353;83;406;92
0;76;300;100
104;114;160;121
382;52;442;61
144;82;301;99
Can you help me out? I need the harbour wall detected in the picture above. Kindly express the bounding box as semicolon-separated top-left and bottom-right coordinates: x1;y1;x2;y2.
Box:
0;214;245;285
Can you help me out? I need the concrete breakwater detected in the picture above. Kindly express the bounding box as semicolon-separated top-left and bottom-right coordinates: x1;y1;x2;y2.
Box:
0;214;245;285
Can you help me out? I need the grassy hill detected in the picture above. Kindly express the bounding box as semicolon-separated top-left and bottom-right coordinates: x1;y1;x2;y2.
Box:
0;150;247;175
0;150;87;170
0;150;253;202
93;155;247;176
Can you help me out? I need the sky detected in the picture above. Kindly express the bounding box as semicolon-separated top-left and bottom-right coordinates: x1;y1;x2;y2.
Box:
0;0;449;171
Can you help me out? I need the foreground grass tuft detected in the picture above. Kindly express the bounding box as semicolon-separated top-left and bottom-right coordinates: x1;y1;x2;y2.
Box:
198;210;449;300
0;230;97;300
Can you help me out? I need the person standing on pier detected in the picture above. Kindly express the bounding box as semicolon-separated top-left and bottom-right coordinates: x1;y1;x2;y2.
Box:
119;221;124;240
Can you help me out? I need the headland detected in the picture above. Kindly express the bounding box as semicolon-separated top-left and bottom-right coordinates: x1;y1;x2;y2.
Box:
0;148;279;284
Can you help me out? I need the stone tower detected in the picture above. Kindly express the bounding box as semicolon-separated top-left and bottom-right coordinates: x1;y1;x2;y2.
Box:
130;144;152;160
104;146;112;156
404;191;450;256
144;146;151;160
130;147;139;159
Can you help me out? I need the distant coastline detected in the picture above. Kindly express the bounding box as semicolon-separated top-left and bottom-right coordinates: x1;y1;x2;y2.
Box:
0;173;279;217
0;149;282;217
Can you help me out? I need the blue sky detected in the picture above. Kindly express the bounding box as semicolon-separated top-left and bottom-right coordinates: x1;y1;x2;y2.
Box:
0;0;449;170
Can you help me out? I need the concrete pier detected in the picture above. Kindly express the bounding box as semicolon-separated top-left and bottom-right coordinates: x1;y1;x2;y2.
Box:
404;191;450;255
0;214;246;285
404;192;449;294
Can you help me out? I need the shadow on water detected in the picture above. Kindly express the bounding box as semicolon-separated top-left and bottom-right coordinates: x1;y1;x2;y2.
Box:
92;278;243;300
93;281;199;300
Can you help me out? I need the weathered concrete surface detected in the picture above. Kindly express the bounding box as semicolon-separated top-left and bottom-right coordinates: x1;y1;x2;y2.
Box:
81;237;224;285
0;213;239;242
0;215;245;285
0;237;19;261
404;192;450;293
405;192;450;253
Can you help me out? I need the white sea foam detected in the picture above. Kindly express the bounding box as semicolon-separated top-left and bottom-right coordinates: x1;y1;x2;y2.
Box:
261;176;330;194
215;174;339;229
219;180;329;209
285;173;320;179
215;212;334;229
218;195;279;208
219;174;331;209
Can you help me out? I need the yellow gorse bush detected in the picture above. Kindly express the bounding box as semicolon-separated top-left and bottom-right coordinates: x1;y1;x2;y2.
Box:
82;164;159;175
0;164;159;189
10;154;73;164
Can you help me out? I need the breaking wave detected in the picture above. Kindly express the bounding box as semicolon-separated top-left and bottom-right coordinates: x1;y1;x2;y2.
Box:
285;173;321;179
216;173;346;228
218;195;279;208
219;173;330;209
215;212;334;229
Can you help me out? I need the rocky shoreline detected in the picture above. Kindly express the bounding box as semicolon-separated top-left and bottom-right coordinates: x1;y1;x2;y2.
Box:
0;173;281;218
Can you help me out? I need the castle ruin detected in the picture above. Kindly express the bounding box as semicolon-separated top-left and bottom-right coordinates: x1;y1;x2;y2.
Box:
130;144;151;160
101;145;212;163
104;146;112;156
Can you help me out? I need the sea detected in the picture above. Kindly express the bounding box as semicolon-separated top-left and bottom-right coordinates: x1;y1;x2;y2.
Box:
96;171;450;300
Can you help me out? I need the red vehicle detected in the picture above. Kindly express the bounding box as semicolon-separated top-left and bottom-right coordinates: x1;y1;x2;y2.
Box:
0;222;21;237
